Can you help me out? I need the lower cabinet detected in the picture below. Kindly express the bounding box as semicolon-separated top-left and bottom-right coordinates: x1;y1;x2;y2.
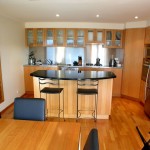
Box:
79;67;122;97
24;66;122;96
24;66;59;93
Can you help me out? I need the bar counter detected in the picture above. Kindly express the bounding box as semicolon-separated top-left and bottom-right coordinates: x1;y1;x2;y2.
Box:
31;70;116;119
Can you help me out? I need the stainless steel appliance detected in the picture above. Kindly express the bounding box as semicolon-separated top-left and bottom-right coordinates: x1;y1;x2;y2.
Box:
144;61;150;118
141;58;150;81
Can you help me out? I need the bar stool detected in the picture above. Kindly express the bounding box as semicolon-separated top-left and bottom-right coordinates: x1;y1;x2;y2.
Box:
39;78;64;120
77;79;98;121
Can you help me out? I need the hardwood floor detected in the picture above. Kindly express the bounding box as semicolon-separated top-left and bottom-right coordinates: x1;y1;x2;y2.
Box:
1;95;150;150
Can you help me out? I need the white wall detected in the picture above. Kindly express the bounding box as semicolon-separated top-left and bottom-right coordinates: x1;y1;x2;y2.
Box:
0;15;28;111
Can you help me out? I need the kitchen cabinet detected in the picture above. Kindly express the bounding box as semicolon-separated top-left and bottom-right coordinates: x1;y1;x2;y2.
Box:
144;27;150;44
104;30;123;48
121;28;145;100
86;29;104;44
44;28;55;47
79;67;122;97
66;29;86;47
76;29;86;47
25;28;44;47
55;29;66;46
24;66;59;93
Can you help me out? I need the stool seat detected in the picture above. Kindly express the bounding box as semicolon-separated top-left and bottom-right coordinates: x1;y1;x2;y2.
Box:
41;87;63;94
77;89;98;95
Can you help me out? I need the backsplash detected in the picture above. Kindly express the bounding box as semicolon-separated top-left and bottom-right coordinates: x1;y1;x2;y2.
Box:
29;45;124;66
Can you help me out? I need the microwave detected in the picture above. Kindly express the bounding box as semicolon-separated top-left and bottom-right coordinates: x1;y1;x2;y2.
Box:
145;46;150;58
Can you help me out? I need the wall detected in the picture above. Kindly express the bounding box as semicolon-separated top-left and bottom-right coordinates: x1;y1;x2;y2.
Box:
0;15;28;111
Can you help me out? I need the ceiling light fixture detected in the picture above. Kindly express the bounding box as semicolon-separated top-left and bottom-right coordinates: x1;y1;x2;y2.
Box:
96;14;100;18
56;14;60;17
134;16;138;19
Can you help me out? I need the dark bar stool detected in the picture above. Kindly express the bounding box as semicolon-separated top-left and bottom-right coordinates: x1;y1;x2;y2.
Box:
39;78;64;120
77;79;98;121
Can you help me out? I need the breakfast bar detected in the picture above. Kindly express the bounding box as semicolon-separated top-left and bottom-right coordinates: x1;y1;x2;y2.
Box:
30;70;116;119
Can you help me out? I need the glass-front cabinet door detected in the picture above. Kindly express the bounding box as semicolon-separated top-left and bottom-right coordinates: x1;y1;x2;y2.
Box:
66;29;75;47
105;30;113;47
44;29;55;46
76;29;86;47
114;30;123;47
87;29;94;43
26;29;35;47
105;30;123;48
96;30;104;43
35;28;44;46
55;29;65;46
87;29;104;43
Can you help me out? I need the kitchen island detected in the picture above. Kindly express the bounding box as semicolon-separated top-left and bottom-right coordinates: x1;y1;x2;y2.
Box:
30;70;116;119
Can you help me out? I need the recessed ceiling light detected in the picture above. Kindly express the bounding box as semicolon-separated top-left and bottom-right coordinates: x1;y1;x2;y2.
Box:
96;14;100;18
56;14;60;17
134;16;138;19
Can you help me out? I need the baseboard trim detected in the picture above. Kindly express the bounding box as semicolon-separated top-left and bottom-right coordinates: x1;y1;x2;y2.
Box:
121;94;140;101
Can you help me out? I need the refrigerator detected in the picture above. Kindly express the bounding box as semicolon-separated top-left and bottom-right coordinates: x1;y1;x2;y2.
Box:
144;67;150;118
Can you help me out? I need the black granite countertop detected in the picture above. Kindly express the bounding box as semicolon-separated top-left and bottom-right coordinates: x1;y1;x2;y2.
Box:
30;70;116;80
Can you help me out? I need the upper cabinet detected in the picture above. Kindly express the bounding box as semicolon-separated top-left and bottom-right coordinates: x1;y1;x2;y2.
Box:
25;28;124;48
25;28;44;47
104;30;123;48
66;29;86;47
44;28;55;47
55;29;66;46
86;29;104;44
76;29;86;47
66;29;76;47
144;27;150;45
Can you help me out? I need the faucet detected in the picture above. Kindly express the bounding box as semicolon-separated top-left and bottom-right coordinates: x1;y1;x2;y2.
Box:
45;59;53;65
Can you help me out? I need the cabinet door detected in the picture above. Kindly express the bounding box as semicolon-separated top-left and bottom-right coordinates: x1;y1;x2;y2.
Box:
96;29;104;43
76;29;86;47
104;30;123;48
87;29;95;43
122;28;145;99
55;29;66;46
35;28;44;46
25;28;35;47
145;27;150;44
44;28;55;46
114;30;123;48
66;29;75;47
105;30;113;47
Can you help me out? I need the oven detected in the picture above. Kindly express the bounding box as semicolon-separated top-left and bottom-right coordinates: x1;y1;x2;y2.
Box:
141;58;150;81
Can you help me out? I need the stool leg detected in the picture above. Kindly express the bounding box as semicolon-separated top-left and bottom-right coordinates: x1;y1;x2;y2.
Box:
77;94;78;121
63;90;65;121
59;93;60;119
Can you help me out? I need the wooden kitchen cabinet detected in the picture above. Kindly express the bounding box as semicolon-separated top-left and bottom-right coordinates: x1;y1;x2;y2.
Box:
44;28;55;47
86;29;104;44
25;28;44;47
24;66;59;93
121;28;145;100
144;27;150;44
55;29;66;46
75;29;86;47
104;30;123;48
79;67;122;97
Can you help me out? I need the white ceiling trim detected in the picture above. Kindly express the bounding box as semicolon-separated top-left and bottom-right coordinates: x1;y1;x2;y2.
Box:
25;21;150;29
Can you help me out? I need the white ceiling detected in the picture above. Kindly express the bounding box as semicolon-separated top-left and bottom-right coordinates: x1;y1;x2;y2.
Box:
0;0;150;23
